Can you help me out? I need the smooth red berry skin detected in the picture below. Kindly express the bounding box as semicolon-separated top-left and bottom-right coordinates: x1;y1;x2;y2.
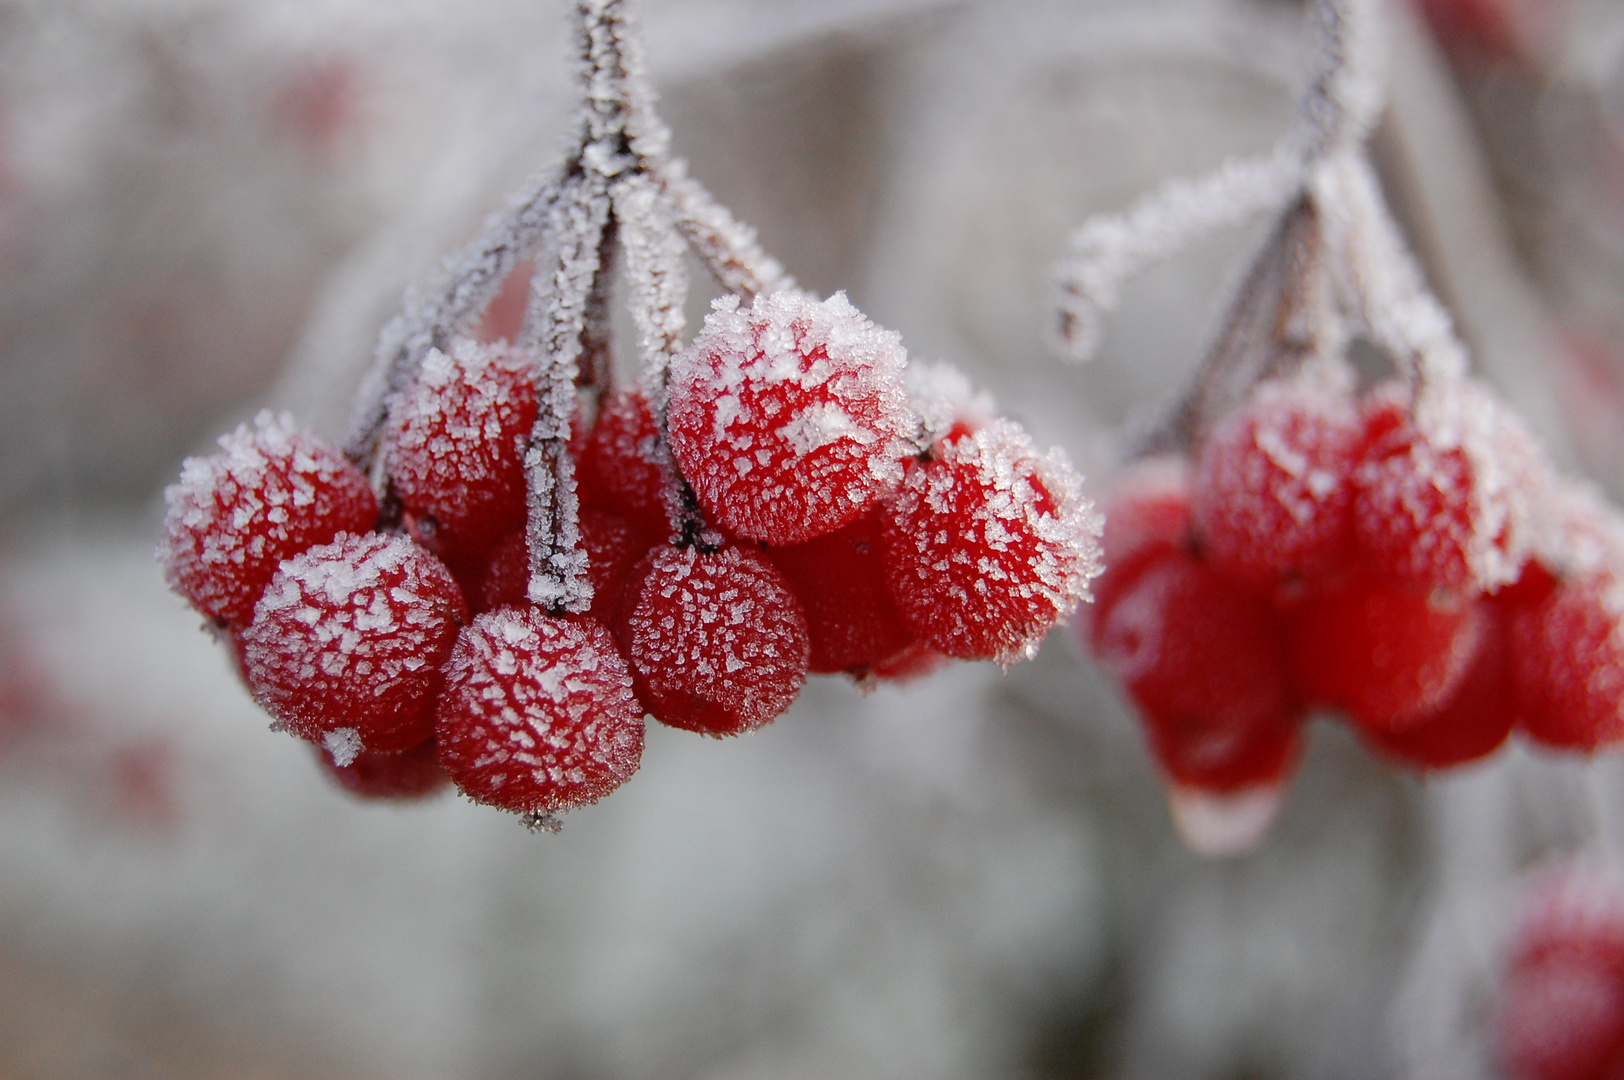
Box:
1509;570;1624;751
242;532;467;754
315;738;451;801
1079;458;1193;650
577;388;671;539
436;608;644;814
1192;379;1362;585
386;338;539;565
1093;550;1299;792
161;411;378;629
768;508;915;676
1356;600;1517;769
883;419;1103;665
616;544;810;736
667;291;913;546
1285;573;1485;732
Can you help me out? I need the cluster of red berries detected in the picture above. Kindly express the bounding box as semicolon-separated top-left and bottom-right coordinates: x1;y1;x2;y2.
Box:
1084;370;1624;810
1497;865;1624;1080
161;290;1102;820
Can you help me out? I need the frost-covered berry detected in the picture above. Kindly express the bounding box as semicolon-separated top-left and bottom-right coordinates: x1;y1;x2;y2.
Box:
667;291;913;546
1509;569;1624;751
160;411;378;629
576;388;671;539
386;338;538;564
883;418;1103;664
478;509;652;621
436;608;644;814
1192;378;1362;584
768;508;915;676
1093;550;1298;792
1352;380;1536;593
616;544;810;736
315;738;451;801
242;532;467;754
1356;601;1517;769
1286;573;1486;732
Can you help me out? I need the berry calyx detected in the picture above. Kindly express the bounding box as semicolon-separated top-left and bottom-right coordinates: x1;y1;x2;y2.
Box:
315;738;451;801
436;608;644;814
616;543;810;736
385;338;539;565
241;532;467;754
882;418;1103;664
1192;377;1362;585
667;291;913;546
160;411;378;629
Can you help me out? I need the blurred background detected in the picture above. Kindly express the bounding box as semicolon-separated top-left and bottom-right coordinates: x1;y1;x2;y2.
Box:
3;0;1624;1075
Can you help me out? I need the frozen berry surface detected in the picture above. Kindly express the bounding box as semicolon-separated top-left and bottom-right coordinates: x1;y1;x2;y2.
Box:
1510;570;1624;751
883;418;1102;664
160;411;378;628
437;608;644;814
617;544;809;736
667;291;912;546
242;532;467;754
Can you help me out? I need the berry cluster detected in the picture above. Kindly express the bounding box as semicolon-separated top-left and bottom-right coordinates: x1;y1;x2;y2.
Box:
1497;866;1624;1080
160;290;1101;819
1086;370;1624;815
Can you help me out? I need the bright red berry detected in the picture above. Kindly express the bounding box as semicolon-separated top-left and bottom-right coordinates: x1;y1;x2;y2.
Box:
616;543;810;736
1286;572;1485;732
315;738;451;801
436;608;644;814
1509;569;1624;751
160;411;378;629
241;532;467;755
1192;378;1362;585
1092;549;1298;791
667;291;913;546
576;388;670;539
768;508;915;677
1352;380;1536;593
386;337;538;564
882;419;1103;664
1079;457;1193;650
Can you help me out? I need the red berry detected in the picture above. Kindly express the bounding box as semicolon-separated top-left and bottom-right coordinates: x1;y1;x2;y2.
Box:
1079;457;1192;650
867;640;949;684
478;510;653;621
616;543;809;736
768;508;915;676
386;338;538;564
315;738;451;801
160;411;378;629
436;608;644;814
577;388;670;539
1286;572;1486;732
1509;569;1624;751
242;532;467;754
1192;378;1362;584
1356;599;1516;769
1352;380;1536;593
882;419;1103;664
1093;550;1299;791
667;291;913;546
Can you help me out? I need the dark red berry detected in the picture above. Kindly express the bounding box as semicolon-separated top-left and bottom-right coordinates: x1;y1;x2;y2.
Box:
242;532;467;754
1079;457;1192;650
768;508;915;676
386;338;538;564
160;411;378;629
436;608;644;814
1192;378;1362;585
667;291;913;546
1093;550;1298;792
882;419;1103;664
478;510;653;621
616;543;809;736
1286;572;1485;732
315;738;451;801
577;388;670;539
